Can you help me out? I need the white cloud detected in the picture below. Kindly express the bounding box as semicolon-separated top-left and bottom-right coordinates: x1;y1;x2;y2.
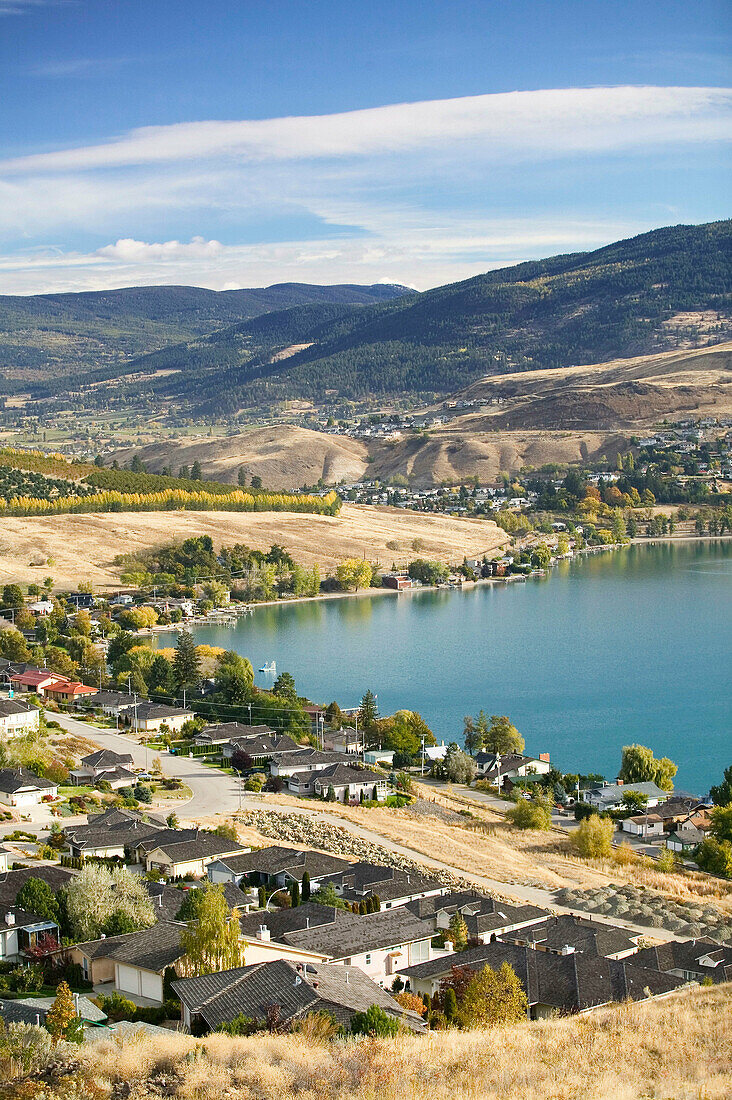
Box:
3;85;730;173
96;236;224;263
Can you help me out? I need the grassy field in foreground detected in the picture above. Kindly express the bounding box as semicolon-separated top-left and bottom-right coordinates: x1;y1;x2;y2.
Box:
49;984;730;1100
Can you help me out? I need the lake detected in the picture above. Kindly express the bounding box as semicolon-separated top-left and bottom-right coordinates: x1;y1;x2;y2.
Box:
166;541;732;794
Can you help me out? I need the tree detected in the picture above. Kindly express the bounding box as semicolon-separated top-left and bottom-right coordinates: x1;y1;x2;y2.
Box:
173;630;201;691
65;864;155;941
273;671;298;701
358;690;379;734
710;765;732;807
290;880;300;907
694;838;732;877
457;963;528;1029
621;790;649;813
179;884;244;976
190;461;202;481
407;559;448;585
0;627;32;662
710;805;732;845
443;986;458;1023
311;882;347;909
619;744;677;791
215;650;254;705
45;981;83;1044
349;1004;399;1037
483;715;525;755
149;654;175;695
301;871;311;902
372;710;435;757
1;583;24;611
394;991;428;1017
447;911;468;951
571;814;614;858
463;715;482;757
444;744;475;785
166;811;180;829
531;543;551;570
15;878;59;923
336;558;373;591
506;797;552;830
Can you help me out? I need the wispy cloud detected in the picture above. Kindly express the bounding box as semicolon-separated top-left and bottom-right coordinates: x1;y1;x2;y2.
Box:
0;0;71;16
3;85;730;173
31;56;135;78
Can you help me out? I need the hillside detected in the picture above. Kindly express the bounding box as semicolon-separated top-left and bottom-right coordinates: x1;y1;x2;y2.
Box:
112;219;732;413
22;984;731;1100
0;281;410;383
0;503;509;590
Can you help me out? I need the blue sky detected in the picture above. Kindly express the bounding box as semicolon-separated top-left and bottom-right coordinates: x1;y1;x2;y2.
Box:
0;0;730;293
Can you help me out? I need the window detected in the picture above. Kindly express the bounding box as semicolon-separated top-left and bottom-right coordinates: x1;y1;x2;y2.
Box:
365;953;371;964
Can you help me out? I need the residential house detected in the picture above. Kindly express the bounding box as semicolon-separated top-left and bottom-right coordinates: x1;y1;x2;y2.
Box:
172;958;426;1035
269;748;352;779
78;691;137;719
0;866;74;912
62;932;146;987
364;749;395;766
382;573;413;590
43;679;97;706
667;809;714;853
329;862;447;911
0;698;40;738
402;939;686;1014
193;721;272;748
310;763;388;802
474;751;551;783
7;668;64;697
0;907;60;963
581;782;669;812
103;922;186;1004
64;806;167;859
125;703;193;734
0;846;8;874
221;730;298;764
69;749;136;789
507;914;640;960
0;767;58;808
27;599;55;616
634;939;732;984
326;727;363;755
406;891;547;941
143;834;250;878
208;846;353;891
621;813;665;838
0;994;106;1031
237;902;434;987
653;798;706;833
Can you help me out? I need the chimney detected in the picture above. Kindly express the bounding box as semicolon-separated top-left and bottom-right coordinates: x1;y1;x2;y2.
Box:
560;944;575;956
539;753;550;762
617;779;624;786
305;917;310;928
5;912;15;926
443;940;454;954
257;925;271;942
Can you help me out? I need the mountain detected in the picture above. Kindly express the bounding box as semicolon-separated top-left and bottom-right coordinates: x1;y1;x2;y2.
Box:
0;281;411;380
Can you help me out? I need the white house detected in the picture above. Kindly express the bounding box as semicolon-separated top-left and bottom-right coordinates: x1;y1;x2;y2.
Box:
582;782;668;812
0;699;40;739
0;908;60;963
621;814;665;838
125;703;193;735
0;768;58;808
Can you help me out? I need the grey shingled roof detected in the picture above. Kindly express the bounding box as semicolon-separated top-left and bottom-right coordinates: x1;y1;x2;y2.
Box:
213;845;353;880
172;958;425;1032
512;915;637;958
334;861;443;903
238;903;339;943
0;866;75;911
106;921;185;972
0;767;57;794
81;749;134;769
283;906;431;958
634;939;732;984
133;703;192;721
145;835;247;864
0;699;38;718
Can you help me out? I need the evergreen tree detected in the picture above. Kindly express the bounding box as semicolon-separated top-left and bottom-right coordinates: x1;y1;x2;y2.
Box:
290;880;300;907
301;871;311;902
358;689;379;734
443;987;457;1022
173;630;201;691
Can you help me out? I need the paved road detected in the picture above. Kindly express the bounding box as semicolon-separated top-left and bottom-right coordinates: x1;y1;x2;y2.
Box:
49;714;686;943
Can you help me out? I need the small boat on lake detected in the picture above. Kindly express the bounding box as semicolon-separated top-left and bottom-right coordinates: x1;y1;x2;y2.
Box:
259;660;276;674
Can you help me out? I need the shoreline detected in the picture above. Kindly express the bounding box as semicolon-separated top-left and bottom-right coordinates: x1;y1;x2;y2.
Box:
153;533;731;637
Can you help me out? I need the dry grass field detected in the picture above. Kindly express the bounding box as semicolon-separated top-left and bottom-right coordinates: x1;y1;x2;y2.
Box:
60;984;731;1100
0;503;509;590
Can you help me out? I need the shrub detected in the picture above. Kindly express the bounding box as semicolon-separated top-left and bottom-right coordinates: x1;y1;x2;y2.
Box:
571;815;614;858
506;798;551;830
349;1004;400;1037
612;843;639;867
133;784;153;804
574;801;598;821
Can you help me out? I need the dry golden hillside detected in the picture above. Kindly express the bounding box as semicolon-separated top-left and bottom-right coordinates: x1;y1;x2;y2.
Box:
0;503;509;590
26;984;729;1100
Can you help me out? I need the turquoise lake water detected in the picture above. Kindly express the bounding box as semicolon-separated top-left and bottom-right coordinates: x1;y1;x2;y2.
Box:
167;541;731;794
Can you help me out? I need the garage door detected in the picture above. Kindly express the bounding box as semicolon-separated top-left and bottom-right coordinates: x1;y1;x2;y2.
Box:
141;971;162;1002
116;964;141;997
13;792;38;807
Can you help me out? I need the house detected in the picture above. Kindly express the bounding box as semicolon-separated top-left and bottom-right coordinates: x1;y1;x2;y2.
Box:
193;721;273;748
406;891;547;940
0;994;106;1031
78;691;137;719
581;782;668;812
69;748;137;788
103;922;186;1004
301;705;326;737
326;727;363;755
0;907;60;963
62;931;146;987
172;958;426;1035
364;749;395;766
43;679;98;705
237;902;434;987
27;599;55;616
208;846;353;891
667;809;714;852
0;698;40;738
269;748;352;779
310;763;388;803
0;767;58;808
634;939;732;984
221;730;298;764
621;814;665;838
402;939;686;1014
382;573;413;590
64;806;167;859
125;703;193;734
0;846;8;875
0;865;75;912
507;914;640;961
329;862;447;911
474;751;551;783
8;668;64;697
143;834;250;878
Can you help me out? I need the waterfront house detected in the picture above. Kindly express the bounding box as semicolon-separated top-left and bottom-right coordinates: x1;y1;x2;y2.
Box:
581;782;668;812
0;698;40;738
0;767;58;808
621;814;665;838
172;958;426;1034
327;727;363;754
474;751;551;783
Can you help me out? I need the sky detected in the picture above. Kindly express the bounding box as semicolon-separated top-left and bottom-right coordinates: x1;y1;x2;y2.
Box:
0;0;730;295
